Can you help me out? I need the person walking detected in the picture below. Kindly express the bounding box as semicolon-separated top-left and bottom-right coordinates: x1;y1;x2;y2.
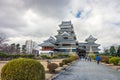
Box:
88;56;92;62
85;56;87;61
96;55;101;64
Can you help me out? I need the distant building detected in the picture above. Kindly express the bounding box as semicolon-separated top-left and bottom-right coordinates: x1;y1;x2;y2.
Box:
25;40;35;54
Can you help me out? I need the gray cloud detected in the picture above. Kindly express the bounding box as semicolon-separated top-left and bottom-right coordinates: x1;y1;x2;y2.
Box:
24;0;71;19
0;0;27;29
0;0;70;38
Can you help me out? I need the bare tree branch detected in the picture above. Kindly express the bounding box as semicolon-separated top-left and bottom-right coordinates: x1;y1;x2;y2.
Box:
0;33;8;45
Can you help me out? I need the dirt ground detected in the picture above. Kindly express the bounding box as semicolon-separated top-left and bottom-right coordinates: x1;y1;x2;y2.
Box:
101;62;120;70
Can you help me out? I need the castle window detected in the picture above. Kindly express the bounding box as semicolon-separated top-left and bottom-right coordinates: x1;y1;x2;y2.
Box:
62;44;71;46
74;37;76;40
71;31;74;34
64;37;68;39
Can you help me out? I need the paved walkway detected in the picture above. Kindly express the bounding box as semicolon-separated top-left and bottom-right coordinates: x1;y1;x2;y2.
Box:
52;60;120;80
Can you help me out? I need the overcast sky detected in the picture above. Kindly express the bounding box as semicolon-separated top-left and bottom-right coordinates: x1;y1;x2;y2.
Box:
0;0;120;51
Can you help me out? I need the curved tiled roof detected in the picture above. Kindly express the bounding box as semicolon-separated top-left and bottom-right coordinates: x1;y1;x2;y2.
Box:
39;41;55;47
61;32;70;36
59;21;71;26
39;36;56;47
85;35;97;41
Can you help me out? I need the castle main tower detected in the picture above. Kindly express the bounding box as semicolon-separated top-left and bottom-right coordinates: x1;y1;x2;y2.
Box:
55;21;78;54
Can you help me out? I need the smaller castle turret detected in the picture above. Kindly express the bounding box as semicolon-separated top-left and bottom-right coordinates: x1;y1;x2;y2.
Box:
78;35;100;54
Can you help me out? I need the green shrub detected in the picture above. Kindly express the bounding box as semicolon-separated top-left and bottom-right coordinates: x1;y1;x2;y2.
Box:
27;54;35;58
11;54;20;58
90;55;96;60
108;56;113;59
0;54;35;61
20;54;35;58
62;58;72;65
100;56;109;64
1;58;45;80
0;52;7;60
57;54;69;58
52;55;58;59
109;57;120;65
47;63;58;73
69;55;78;61
0;52;6;57
40;55;51;59
59;62;64;67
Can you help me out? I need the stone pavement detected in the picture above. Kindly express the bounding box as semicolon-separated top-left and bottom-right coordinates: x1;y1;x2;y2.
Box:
52;60;120;80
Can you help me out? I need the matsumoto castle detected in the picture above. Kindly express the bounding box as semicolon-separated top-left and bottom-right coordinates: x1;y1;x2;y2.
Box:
40;21;100;55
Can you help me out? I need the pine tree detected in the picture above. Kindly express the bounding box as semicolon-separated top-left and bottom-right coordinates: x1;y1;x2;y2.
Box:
117;46;120;57
0;33;8;45
109;46;116;56
104;49;109;56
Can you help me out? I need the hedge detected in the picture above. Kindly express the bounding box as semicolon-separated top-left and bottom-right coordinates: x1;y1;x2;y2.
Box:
109;57;120;65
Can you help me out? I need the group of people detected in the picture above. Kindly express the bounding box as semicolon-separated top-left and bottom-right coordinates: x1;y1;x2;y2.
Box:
79;55;91;61
79;55;101;64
